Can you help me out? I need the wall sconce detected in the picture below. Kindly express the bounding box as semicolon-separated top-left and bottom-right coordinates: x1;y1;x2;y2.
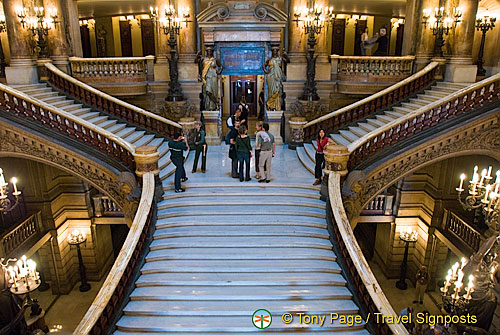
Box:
391;18;405;29
16;6;59;58
79;18;95;29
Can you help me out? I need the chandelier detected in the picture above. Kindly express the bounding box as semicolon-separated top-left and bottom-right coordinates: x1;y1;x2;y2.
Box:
422;7;462;57
475;10;496;76
456;166;500;230
0;168;21;214
441;258;475;314
16;6;59;58
292;5;335;37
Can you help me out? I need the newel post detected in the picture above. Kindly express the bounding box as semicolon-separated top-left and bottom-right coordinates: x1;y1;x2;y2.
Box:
288;116;307;149
134;145;162;202
322;140;350;200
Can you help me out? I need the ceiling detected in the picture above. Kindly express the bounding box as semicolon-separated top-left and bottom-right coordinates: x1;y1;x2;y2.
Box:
76;0;407;19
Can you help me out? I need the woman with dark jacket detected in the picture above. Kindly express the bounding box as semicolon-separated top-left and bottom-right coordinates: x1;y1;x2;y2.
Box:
235;125;252;182
314;129;329;185
238;97;249;130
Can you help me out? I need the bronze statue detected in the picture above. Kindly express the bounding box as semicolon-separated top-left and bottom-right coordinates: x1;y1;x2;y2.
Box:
196;47;223;111
262;47;289;111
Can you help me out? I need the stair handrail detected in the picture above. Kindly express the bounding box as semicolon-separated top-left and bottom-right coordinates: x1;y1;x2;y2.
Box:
74;172;156;334
69;56;151;62
347;72;500;169
303;62;439;140
0;83;137;170
328;172;409;335
45;63;182;136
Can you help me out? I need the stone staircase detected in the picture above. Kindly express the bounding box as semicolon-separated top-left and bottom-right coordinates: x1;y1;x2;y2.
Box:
297;81;471;173
10;83;185;182
113;145;369;334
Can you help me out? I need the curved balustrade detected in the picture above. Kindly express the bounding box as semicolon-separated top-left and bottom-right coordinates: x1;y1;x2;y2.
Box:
304;62;438;141
331;55;415;81
69;57;153;83
74;172;155;334
45;63;182;139
443;210;483;252
328;172;409;335
1;211;41;257
0;82;137;170
348;73;500;170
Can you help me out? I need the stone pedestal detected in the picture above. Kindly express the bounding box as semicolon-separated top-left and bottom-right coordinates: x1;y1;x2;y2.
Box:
51;56;70;74
288;116;307;149
6;58;38;85
154;60;170;82
445;64;478;83
134;145;160;177
179;117;196;148
202;110;221;145
36;59;53;81
266;110;283;145
322;141;350;200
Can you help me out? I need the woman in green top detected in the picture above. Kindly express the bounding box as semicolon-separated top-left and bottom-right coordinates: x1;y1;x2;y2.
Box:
235;125;252;182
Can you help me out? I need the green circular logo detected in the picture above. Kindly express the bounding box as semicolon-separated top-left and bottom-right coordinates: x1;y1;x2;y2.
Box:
252;309;272;329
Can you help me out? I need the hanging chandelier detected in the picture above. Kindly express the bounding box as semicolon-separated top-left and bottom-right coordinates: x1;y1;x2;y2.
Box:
0;168;21;214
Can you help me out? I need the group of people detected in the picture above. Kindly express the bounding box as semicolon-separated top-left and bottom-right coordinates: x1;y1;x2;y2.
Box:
228;120;275;183
360;26;389;56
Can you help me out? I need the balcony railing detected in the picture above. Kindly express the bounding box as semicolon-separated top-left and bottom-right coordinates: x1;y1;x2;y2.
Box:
0;211;41;258
69;56;155;83
443;210;483;252
347;72;500;170
304;62;438;141
92;194;124;217
361;194;394;215
331;55;415;82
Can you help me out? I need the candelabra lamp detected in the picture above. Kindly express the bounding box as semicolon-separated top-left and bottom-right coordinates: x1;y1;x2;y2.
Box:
396;227;418;290
475;13;496;76
150;5;191;102
422;7;462;58
67;230;90;292
292;5;334;101
456;166;500;231
2;255;42;316
441;258;475;315
0;168;21;214
16;6;59;58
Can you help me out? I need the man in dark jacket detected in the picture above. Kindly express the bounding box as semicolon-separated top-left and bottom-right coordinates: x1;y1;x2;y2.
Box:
229;121;240;178
373;27;388;56
192;121;207;173
169;131;189;192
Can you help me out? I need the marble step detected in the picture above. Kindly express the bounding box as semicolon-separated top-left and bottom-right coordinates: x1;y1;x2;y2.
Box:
303;143;316;163
124;130;146;144
146;247;336;262
401;102;423;110
416;94;441;102
87;116;109;126
358;122;377;132
431;86;457;93
116;314;365;333
20;87;52;95
31;91;59;99
123;299;357;316
134;134;156;147
51;99;73;108
108;123;128;134
366;118;387;128
80;112;101;121
424;89;449;98
158;197;324;209
436;81;470;90
348;126;368;137
60;103;84;112
392;106;414;115
116;127;137;138
162;180;320;191
135;272;347;287
11;84;47;91
140;259;341;274
40;95;67;103
69;107;93;116
129;285;351;301
330;133;351;146
162;188;320;200
296;146;315;174
99;119;118;129
152;225;329;239
375;114;394;123
339;129;359;142
114;331;370;335
149;236;332;251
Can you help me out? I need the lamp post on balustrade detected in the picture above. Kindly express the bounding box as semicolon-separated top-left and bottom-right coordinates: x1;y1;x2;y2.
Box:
292;5;334;101
67;230;91;292
396;227;418;290
150;5;191;102
475;12;496;76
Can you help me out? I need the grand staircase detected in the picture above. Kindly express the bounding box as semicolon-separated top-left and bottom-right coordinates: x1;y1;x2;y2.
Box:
10;83;184;181
114;148;369;334
297;81;471;173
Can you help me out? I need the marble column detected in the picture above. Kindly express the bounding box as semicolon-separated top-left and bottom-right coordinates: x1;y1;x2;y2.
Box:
415;0;440;70
313;0;331;81
202;111;221;145
177;0;198;82
287;0;307;81
44;0;70;72
4;0;38;84
267;110;283;145
443;0;478;82
154;0;170;81
65;0;83;57
402;0;422;56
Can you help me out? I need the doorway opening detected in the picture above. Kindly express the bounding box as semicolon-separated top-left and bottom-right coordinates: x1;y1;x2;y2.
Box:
230;75;257;116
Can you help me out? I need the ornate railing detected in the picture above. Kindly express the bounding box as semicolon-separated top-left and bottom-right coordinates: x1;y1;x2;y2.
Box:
443;210;483;252
45;63;181;139
328;172;408;335
1;211;41;257
75;172;156;334
304;62;439;141
361;194;394;215
69;56;155;83
92;194;123;217
0;82;137;171
347;72;500;170
331;55;415;81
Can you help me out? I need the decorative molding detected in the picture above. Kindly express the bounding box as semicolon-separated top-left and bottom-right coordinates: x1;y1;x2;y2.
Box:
342;114;500;224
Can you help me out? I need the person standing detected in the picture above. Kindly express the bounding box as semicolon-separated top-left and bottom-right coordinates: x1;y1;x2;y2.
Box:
314;129;329;186
413;265;429;304
254;121;264;180
229;121;240;178
235;125;252;182
373;27;388;56
258;88;265;121
168;131;189;192
360;27;369;56
192;121;207;173
238;98;249;130
257;123;275;183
